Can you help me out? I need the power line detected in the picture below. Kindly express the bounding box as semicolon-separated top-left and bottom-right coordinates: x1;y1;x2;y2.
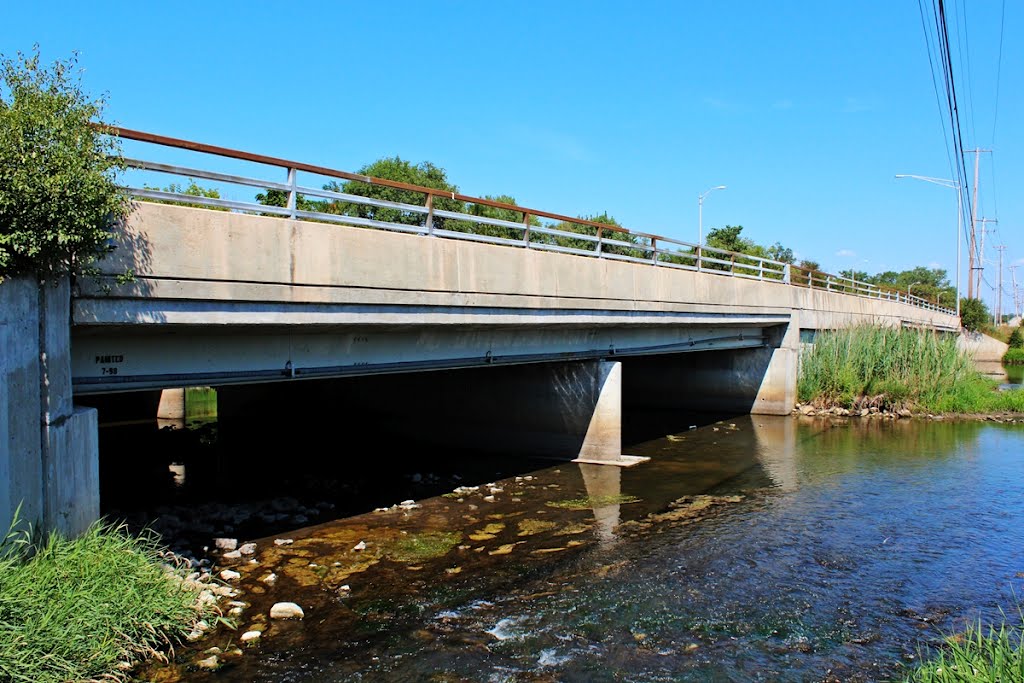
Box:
992;0;1006;144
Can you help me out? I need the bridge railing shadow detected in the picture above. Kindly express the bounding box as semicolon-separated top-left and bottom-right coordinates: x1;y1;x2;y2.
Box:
97;124;954;316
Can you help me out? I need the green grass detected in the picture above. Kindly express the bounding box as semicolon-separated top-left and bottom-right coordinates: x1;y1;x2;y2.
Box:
798;325;1024;414
1003;348;1024;365
903;613;1024;682
184;386;218;419
0;515;217;682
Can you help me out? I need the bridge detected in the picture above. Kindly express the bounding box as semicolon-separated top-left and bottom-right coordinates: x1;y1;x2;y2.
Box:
1;127;960;535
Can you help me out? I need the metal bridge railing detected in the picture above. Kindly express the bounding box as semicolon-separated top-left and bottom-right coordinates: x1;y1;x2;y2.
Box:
101;125;956;316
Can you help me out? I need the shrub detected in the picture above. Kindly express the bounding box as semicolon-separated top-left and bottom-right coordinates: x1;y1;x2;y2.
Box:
0;46;129;281
1008;326;1024;350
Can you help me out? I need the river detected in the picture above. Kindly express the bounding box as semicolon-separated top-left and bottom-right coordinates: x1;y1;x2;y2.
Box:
134;413;1024;682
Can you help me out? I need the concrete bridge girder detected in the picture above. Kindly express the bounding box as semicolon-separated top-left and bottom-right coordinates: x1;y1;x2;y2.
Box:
70;318;777;394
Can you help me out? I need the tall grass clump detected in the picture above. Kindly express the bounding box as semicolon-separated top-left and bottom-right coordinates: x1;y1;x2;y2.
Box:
0;515;215;682
798;325;1024;413
903;613;1024;682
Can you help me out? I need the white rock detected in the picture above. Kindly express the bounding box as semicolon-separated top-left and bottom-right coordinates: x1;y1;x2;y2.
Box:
261;572;277;585
339;584;351;592
352;540;367;552
240;630;262;644
222;550;242;560
196;655;219;670
219;569;241;581
214;538;238;551
273;538;294;546
238;543;257;555
270;602;304;620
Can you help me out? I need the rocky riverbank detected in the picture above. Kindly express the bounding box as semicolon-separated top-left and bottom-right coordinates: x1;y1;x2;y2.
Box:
793;402;1024;423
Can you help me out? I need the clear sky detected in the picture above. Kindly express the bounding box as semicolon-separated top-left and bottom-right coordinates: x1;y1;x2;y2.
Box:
3;1;1020;309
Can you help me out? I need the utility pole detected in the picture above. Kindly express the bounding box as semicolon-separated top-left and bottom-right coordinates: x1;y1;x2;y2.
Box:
995;245;1006;325
1011;265;1021;321
976;217;999;296
965;148;992;299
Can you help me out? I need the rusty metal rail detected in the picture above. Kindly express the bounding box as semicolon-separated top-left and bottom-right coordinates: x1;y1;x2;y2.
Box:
98;125;955;315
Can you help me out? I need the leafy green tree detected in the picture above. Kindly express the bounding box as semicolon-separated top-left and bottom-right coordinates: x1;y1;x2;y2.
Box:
542;212;644;256
960;297;990;332
1007;325;1023;349
321;156;464;230
455;194;540;240
254;187;326;213
702;225;770;274
839;269;870;282
0;47;129;281
145;180;227;211
767;241;794;264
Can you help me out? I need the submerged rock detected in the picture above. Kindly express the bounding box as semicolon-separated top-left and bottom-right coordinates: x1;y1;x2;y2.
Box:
214;538;238;551
240;630;262;644
270;602;305;620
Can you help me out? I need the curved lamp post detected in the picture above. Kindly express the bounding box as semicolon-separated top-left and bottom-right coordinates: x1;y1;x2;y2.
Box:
895;174;962;316
698;185;726;245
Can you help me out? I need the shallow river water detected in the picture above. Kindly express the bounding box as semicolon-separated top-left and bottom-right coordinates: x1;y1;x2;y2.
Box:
139;415;1024;683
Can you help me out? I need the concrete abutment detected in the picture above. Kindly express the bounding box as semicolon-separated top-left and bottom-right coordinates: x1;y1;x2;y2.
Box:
1;276;99;537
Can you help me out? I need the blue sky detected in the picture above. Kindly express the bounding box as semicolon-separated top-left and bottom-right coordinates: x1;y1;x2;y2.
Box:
3;1;1020;308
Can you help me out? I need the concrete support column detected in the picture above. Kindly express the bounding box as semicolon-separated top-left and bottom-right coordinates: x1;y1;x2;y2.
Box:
751;315;800;416
0;276;99;537
569;361;647;467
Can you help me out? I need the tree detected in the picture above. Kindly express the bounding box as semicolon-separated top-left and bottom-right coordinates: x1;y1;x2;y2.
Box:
1008;325;1023;350
254;187;326;213
321;156;464;229
145;179;227;211
767;241;794;265
543;212;642;256
458;194;540;240
960;297;990;332
0;47;129;281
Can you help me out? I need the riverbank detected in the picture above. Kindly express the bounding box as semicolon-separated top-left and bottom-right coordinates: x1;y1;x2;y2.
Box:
797;325;1024;416
0;519;235;682
793;403;1024;423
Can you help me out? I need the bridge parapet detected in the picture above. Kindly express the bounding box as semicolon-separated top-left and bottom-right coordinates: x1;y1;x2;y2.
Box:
103;126;953;315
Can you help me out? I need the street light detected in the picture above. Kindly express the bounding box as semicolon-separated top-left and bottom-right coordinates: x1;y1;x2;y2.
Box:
698;185;726;245
894;174;962;316
908;281;923;299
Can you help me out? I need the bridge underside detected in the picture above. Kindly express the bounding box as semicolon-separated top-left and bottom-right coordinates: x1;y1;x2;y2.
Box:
70;304;786;395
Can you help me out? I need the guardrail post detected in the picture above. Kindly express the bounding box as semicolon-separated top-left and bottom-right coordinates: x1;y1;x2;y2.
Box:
783;264;791;283
596;227;603;257
758;260;764;280
424;194;435;236
650;238;658;264
826;276;832;292
523;213;531;247
696;246;702;271
287;167;297;219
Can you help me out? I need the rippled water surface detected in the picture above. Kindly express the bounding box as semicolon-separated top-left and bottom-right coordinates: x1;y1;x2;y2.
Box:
141;416;1024;683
